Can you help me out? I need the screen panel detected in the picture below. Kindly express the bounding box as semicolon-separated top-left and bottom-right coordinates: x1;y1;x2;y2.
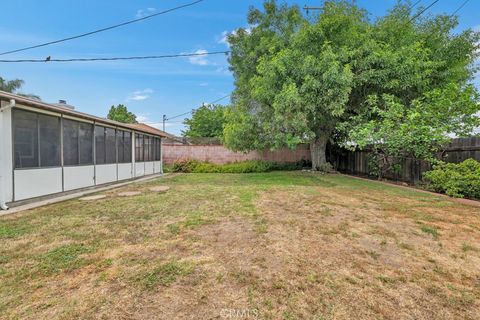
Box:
105;128;116;164
13;109;39;169
79;122;93;165
95;126;106;165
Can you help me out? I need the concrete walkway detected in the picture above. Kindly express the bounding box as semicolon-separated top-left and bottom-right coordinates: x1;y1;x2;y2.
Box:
0;174;167;216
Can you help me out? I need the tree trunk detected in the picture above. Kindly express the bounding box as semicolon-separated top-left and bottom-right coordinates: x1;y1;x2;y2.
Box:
310;134;328;171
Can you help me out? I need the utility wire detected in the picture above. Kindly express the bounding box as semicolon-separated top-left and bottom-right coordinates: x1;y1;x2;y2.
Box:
422;0;471;43
450;0;470;16
166;94;231;121
408;0;440;22
410;0;423;10
0;51;230;63
305;0;422;14
0;0;204;56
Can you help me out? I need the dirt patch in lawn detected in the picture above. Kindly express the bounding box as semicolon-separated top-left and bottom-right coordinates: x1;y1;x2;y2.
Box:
248;189;480;319
130;218;259;319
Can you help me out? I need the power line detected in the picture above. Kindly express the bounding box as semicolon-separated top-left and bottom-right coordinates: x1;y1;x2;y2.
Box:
410;0;423;10
0;0;204;56
422;0;471;44
450;0;470;16
166;94;231;121
0;51;230;63
411;0;469;25
303;0;423;14
409;0;440;22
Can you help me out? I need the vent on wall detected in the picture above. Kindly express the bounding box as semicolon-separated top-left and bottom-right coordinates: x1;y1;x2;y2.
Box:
53;99;75;110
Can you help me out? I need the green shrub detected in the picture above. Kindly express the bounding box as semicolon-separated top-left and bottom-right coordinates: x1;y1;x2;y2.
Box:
162;164;172;173
171;159;203;173
171;159;309;174
423;159;480;199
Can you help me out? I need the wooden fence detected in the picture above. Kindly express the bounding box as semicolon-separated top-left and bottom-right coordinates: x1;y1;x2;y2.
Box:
328;137;480;184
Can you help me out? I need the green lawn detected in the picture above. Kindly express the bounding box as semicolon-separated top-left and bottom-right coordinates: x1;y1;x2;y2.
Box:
1;172;479;319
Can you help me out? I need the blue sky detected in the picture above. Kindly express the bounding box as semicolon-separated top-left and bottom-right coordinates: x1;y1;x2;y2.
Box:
0;0;478;135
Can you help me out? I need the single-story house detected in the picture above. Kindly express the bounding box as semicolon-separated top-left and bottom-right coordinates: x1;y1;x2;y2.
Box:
0;91;170;210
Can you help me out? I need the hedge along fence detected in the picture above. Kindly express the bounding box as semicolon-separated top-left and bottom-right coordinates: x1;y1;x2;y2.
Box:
328;137;480;184
162;137;479;183
162;144;311;165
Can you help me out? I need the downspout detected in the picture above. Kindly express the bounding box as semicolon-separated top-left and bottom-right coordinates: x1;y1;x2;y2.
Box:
0;99;15;210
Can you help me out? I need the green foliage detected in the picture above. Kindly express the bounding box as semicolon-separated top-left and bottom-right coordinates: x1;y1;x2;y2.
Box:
39;244;91;274
0;76;40;100
424;159;480;199
337;2;480;177
223;104;264;151
182;104;227;138
171;159;309;174
0;224;32;239
171;159;203;173
107;104;137;123
0;77;24;93
343;85;480;178
225;1;359;163
421;225;439;240
140;261;195;289
225;0;480;172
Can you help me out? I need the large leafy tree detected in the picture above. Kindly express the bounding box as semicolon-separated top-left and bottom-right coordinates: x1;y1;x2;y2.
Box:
224;0;480;171
338;3;480;177
224;1;369;170
0;76;40;100
107;104;137;123
182;104;227;138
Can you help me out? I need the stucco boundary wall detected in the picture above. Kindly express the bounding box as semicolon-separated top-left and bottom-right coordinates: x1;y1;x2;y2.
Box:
162;144;311;165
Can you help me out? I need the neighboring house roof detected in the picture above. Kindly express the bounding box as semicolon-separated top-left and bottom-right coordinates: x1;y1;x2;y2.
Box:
0;90;170;138
163;135;190;145
128;123;177;140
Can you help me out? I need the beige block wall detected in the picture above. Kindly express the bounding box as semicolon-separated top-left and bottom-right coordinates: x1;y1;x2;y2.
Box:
162;144;311;165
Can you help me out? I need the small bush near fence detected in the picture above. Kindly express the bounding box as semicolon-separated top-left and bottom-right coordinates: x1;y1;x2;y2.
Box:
171;159;310;173
423;159;480;199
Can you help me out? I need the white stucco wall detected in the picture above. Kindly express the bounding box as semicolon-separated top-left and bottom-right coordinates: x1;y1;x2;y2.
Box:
135;162;145;177
118;163;133;181
95;164;117;185
14;168;63;201
64;166;95;191
0;103;13;203
154;161;161;174
145;161;154;175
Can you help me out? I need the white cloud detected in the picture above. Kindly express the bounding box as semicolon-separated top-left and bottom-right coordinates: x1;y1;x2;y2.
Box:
135;7;156;19
127;88;153;101
187;49;210;66
199;82;209;87
216;27;252;47
140;120;179;132
136;117;185;135
215;66;231;75
136;114;150;123
217;31;229;45
134;114;164;130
